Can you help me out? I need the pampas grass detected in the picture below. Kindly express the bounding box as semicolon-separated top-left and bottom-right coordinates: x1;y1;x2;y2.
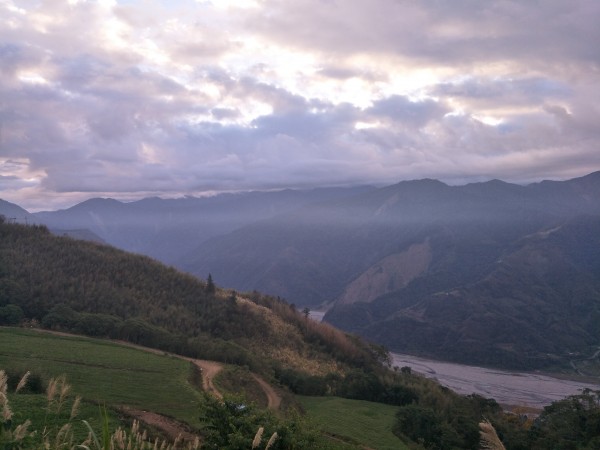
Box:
15;370;30;393
264;431;278;450
1;368;201;450
251;427;278;450
252;426;264;448
479;420;506;450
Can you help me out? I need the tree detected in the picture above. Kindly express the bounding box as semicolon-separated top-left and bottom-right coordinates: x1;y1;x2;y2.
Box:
0;304;24;325
205;273;216;295
302;307;310;320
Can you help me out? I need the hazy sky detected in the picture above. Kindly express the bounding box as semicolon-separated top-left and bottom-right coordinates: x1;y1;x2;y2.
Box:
1;0;599;210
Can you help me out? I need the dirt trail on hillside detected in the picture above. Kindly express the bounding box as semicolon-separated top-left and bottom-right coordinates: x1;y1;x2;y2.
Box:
191;359;223;400
251;374;281;410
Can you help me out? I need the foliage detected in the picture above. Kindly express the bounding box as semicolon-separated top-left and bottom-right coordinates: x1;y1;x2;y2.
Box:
200;394;347;450
391;388;600;450
0;305;24;326
528;389;600;450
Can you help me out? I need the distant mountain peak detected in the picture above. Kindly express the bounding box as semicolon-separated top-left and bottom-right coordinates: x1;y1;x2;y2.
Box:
396;178;448;187
67;197;124;212
0;199;33;222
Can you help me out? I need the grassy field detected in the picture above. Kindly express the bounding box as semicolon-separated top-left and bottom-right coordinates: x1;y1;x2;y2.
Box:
299;396;409;450
0;327;203;427
8;392;124;444
1;327;408;449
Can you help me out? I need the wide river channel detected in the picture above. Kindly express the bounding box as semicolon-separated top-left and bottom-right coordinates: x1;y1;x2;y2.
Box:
390;353;598;409
310;310;598;408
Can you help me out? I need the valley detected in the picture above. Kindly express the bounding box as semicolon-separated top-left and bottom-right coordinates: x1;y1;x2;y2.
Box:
2;173;600;448
6;172;598;374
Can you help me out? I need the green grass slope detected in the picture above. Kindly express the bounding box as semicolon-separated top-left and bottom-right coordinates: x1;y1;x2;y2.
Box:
0;327;202;426
299;396;408;450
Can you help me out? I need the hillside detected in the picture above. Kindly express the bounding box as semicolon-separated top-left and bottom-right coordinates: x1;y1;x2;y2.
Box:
0;199;34;224
328;215;600;370
0;219;382;380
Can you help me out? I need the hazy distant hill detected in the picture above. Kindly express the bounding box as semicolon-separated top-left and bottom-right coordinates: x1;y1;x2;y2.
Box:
33;187;373;263
0;199;34;224
183;172;600;305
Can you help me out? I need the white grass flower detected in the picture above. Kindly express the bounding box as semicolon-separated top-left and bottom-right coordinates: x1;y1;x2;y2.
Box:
13;419;32;441
46;377;58;402
265;432;278;450
0;370;7;395
15;371;30;393
479;420;506;450
70;395;81;420
252;426;264;448
2;402;13;421
59;377;71;403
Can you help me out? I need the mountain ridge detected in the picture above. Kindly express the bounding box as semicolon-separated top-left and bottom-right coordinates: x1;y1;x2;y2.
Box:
3;171;600;371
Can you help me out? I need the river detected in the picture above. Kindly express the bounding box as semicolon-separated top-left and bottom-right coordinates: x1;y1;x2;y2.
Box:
308;310;599;408
391;352;599;409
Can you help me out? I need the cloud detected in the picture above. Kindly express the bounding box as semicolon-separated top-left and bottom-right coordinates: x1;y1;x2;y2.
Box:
0;0;598;210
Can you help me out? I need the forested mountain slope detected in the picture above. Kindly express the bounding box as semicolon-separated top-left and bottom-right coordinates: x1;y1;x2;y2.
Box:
328;215;600;369
0;219;382;379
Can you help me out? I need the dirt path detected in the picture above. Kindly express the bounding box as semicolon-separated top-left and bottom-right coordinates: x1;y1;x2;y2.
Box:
251;374;281;410
191;359;223;400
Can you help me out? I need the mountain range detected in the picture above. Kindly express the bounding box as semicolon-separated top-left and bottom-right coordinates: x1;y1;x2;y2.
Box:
2;171;600;370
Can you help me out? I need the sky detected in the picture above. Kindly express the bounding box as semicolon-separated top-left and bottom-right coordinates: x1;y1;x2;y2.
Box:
1;0;599;211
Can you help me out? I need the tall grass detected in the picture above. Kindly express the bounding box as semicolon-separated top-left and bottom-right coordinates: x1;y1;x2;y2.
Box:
0;328;202;426
1;369;201;449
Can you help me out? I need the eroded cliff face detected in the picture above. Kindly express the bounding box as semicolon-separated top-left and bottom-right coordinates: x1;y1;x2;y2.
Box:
336;239;431;305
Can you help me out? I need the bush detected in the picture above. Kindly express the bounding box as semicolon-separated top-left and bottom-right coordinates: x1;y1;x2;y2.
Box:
0;304;24;325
